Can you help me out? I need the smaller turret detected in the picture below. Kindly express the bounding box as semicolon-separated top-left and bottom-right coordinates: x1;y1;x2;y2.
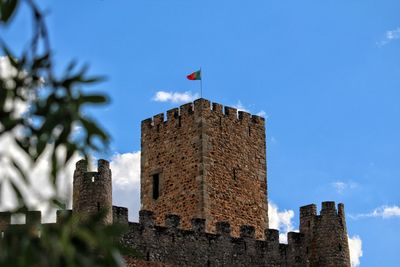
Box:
299;201;351;267
72;159;112;224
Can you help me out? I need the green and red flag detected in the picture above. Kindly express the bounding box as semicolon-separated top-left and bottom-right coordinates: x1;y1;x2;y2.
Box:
187;70;201;80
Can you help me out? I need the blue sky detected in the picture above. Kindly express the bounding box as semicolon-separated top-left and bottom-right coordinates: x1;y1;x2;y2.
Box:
1;0;400;266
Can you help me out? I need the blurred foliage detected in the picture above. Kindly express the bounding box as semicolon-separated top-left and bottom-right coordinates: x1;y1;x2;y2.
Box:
0;0;129;266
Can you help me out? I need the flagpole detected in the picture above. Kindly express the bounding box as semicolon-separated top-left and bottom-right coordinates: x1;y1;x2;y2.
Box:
200;67;203;98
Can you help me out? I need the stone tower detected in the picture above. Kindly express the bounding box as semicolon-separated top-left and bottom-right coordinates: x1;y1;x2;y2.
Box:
72;159;113;224
141;98;268;238
299;202;351;266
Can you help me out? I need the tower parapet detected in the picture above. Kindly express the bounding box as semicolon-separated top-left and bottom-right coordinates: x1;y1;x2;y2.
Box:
299;201;351;266
72;159;112;224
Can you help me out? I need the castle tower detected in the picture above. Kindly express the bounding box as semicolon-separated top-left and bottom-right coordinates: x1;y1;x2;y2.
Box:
141;98;268;238
299;202;351;266
72;159;113;224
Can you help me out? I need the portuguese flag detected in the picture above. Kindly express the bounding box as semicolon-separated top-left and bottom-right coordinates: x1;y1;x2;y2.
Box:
187;70;201;80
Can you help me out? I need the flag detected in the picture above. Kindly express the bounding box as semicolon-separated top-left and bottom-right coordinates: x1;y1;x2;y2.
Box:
187;70;201;80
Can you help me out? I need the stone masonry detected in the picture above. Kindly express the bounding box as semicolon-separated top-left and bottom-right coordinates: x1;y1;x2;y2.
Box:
0;98;351;266
141;98;268;238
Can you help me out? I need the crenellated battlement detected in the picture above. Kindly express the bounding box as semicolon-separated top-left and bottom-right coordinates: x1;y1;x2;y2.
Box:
121;203;349;266
141;98;265;131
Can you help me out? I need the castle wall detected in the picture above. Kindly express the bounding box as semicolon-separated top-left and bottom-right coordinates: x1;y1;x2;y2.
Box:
120;202;350;267
141;98;268;238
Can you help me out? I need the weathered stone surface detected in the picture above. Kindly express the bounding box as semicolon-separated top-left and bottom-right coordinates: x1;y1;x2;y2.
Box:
141;98;268;239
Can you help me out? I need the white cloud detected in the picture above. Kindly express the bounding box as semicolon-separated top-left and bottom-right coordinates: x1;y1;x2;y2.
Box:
351;205;400;219
0;133;79;222
349;235;363;267
256;110;267;117
232;101;267;119
232;101;250;113
268;201;297;243
110;151;141;190
0;145;142;223
110;151;141;222
152;91;199;103
377;27;400;46
331;181;358;194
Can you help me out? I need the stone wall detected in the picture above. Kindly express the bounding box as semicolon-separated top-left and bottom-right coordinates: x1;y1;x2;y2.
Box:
120;202;350;267
141;98;268;238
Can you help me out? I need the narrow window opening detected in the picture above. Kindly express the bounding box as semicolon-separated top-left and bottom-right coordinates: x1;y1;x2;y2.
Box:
97;202;100;211
248;126;251;136
307;221;310;227
178;116;181;127
156;124;160;132
306;247;309;254
152;174;160;200
1;231;4;238
219;117;222;126
146;252;150;261
207;260;210;267
338;244;342;251
233;168;237;181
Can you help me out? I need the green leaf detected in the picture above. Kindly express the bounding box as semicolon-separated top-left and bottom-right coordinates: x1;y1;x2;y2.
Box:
80;94;108;104
0;0;19;23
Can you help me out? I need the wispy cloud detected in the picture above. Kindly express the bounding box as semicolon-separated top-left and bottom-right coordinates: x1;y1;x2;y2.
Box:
268;201;297;243
331;181;358;194
377;27;400;46
152;91;199;104
232;101;267;119
350;205;400;219
349;235;363;267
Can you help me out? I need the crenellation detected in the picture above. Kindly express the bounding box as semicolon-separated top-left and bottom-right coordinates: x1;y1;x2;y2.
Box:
26;210;41;224
179;102;194;116
321;201;337;215
0;211;11;230
224;106;238;119
238;110;251;121
56;209;72;224
191;218;206;233
212;102;223;113
216;221;231;236
287;232;303;245
240;225;256;238
251;114;265;125
152;113;164;125
193;98;211;114
338;203;345;218
113;206;128;225
141;118;152;129
165;214;180;228
166;108;179;122
265;229;279;243
75;159;87;171
139;210;155;228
